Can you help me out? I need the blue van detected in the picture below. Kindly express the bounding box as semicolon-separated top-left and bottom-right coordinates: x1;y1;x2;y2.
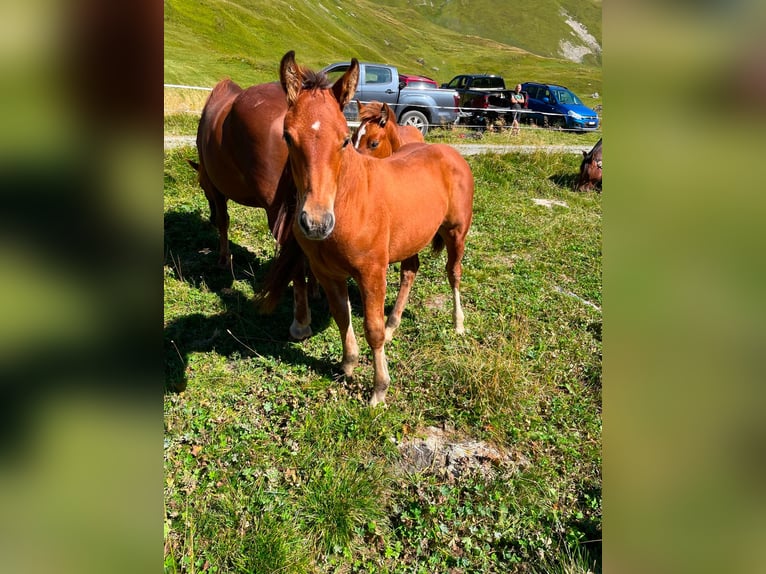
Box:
521;82;600;132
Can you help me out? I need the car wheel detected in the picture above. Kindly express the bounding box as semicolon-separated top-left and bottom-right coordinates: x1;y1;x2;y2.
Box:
400;110;429;136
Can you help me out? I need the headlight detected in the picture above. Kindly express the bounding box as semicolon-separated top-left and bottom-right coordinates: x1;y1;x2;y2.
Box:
567;110;583;119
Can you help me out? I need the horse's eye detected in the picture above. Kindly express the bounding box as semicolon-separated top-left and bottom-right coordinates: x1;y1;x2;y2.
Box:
369;140;380;150
283;131;292;146
342;135;351;148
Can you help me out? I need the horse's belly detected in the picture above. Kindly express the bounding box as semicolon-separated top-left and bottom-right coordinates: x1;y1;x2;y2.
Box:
387;217;443;263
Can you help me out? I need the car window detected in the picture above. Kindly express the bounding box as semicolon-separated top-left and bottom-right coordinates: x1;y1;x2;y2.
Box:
404;80;435;89
487;77;504;89
526;86;539;99
324;65;349;85
365;66;392;85
552;89;582;106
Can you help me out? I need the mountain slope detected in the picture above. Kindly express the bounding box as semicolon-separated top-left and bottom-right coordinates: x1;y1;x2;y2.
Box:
376;0;601;65
164;0;601;98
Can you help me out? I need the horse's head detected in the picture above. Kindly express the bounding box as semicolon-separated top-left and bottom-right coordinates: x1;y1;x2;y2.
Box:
576;138;602;191
354;101;396;158
280;50;359;240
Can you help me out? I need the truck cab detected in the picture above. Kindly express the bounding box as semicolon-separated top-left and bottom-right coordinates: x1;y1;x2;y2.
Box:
321;62;460;135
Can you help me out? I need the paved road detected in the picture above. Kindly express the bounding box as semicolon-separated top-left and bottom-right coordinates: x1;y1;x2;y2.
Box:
164;135;587;156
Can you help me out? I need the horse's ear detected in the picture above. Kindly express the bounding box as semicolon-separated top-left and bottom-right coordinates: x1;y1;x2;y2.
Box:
582;150;588;157
280;50;301;106
332;58;359;110
380;103;392;127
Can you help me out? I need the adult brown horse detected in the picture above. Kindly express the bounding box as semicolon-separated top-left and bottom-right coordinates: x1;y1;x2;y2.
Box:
193;78;313;340
576;137;602;191
272;51;474;406
353;101;425;157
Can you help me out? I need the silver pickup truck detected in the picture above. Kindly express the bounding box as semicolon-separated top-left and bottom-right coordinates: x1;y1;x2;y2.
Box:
321;61;462;136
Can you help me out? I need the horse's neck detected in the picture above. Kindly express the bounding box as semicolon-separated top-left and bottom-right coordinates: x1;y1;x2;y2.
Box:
339;147;371;198
390;126;405;151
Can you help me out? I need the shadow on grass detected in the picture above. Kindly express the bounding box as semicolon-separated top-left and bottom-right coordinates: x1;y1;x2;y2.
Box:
164;210;335;393
547;172;581;191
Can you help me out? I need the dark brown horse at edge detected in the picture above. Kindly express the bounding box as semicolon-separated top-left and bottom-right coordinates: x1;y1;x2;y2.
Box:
576;137;602;191
190;79;314;340
353;101;425;157
262;51;474;406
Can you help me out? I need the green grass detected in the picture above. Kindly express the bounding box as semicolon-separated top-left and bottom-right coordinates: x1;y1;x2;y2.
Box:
164;144;601;572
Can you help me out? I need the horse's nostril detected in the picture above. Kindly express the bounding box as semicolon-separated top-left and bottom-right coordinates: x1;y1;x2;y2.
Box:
323;213;335;233
299;211;311;233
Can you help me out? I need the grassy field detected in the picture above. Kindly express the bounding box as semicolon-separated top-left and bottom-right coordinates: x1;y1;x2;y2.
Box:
164;141;602;572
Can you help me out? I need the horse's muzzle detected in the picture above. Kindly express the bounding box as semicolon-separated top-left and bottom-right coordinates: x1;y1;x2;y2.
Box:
299;210;335;240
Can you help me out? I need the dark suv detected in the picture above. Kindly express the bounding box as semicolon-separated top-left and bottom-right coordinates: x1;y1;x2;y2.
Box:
521;82;600;132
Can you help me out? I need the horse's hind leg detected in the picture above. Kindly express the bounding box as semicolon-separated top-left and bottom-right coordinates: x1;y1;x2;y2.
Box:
289;260;312;340
198;170;231;268
385;254;419;343
209;190;231;267
443;230;467;334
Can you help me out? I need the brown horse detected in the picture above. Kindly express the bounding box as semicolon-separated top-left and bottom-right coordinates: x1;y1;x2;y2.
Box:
193;79;313;340
275;51;474;406
576;137;602;191
353;101;425;157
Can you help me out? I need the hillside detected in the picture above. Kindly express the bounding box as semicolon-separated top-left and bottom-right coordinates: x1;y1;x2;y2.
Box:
164;0;601;99
376;0;601;65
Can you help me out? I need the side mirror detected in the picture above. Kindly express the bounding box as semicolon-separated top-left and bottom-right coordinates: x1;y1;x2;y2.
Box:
543;97;550;103
398;81;406;90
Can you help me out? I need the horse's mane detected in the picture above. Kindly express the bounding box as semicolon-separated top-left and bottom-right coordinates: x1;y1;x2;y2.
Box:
300;69;330;91
359;102;384;123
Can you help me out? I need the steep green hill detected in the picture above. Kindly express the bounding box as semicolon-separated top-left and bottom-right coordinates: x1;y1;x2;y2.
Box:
164;0;601;98
377;0;601;66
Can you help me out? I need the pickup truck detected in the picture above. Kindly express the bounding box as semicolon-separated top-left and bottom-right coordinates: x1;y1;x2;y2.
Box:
441;74;519;129
321;62;462;136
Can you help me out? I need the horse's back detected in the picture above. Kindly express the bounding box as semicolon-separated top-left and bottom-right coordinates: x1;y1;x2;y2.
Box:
368;143;473;258
387;143;473;198
197;79;242;156
398;125;425;145
196;80;290;210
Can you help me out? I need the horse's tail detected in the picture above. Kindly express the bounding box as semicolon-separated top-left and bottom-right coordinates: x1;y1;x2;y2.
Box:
257;231;304;313
431;233;445;255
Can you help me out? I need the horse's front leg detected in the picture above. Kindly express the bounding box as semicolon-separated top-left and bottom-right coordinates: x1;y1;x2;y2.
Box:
358;268;391;407
385;254;419;343
320;276;359;378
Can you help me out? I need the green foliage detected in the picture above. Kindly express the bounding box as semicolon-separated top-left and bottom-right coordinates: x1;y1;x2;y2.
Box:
164;145;601;572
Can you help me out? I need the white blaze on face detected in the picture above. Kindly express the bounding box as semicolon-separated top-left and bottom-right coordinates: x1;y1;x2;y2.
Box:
311;121;321;131
354;123;366;149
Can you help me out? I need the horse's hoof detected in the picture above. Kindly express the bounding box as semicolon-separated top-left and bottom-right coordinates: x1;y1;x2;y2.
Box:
289;321;312;341
340;357;359;379
369;393;387;408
